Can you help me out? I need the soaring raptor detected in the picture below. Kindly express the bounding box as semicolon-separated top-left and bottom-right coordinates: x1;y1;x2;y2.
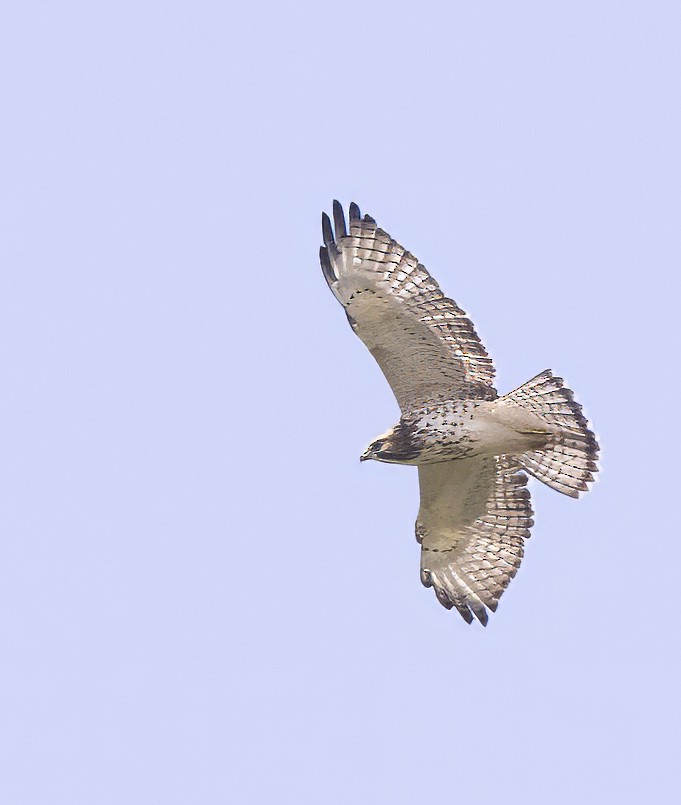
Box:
320;201;599;625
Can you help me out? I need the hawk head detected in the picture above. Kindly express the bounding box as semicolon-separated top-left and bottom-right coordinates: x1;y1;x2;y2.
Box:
360;424;420;464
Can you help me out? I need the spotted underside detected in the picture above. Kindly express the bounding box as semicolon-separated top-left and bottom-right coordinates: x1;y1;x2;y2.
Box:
400;399;482;462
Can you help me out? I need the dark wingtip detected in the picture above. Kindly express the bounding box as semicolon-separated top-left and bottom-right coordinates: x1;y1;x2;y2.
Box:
321;211;336;252
363;213;376;225
435;588;454;610
319;246;336;288
349;201;361;221
473;607;489;627
332;200;346;239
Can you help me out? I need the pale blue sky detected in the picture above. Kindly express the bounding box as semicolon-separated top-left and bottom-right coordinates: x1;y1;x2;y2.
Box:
1;2;679;803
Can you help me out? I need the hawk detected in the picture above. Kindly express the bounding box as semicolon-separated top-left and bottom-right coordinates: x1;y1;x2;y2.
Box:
320;201;599;625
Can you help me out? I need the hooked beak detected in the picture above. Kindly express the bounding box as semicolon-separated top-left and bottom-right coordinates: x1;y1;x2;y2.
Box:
360;448;374;462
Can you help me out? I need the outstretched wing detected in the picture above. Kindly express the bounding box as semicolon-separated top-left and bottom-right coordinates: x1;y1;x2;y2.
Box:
320;201;496;412
417;456;533;625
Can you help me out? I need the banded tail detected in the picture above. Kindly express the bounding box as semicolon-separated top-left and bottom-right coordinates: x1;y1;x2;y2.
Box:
503;370;599;498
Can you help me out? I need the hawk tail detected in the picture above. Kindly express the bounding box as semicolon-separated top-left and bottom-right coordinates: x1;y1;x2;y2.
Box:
503;370;599;498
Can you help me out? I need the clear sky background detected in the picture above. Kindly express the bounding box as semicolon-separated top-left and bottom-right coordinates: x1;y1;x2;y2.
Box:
1;2;679;803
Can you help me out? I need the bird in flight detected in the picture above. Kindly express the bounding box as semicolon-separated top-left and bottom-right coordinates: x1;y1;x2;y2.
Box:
320;201;599;625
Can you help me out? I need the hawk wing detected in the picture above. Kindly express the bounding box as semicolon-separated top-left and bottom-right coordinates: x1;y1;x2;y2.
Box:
320;201;496;412
417;456;533;625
